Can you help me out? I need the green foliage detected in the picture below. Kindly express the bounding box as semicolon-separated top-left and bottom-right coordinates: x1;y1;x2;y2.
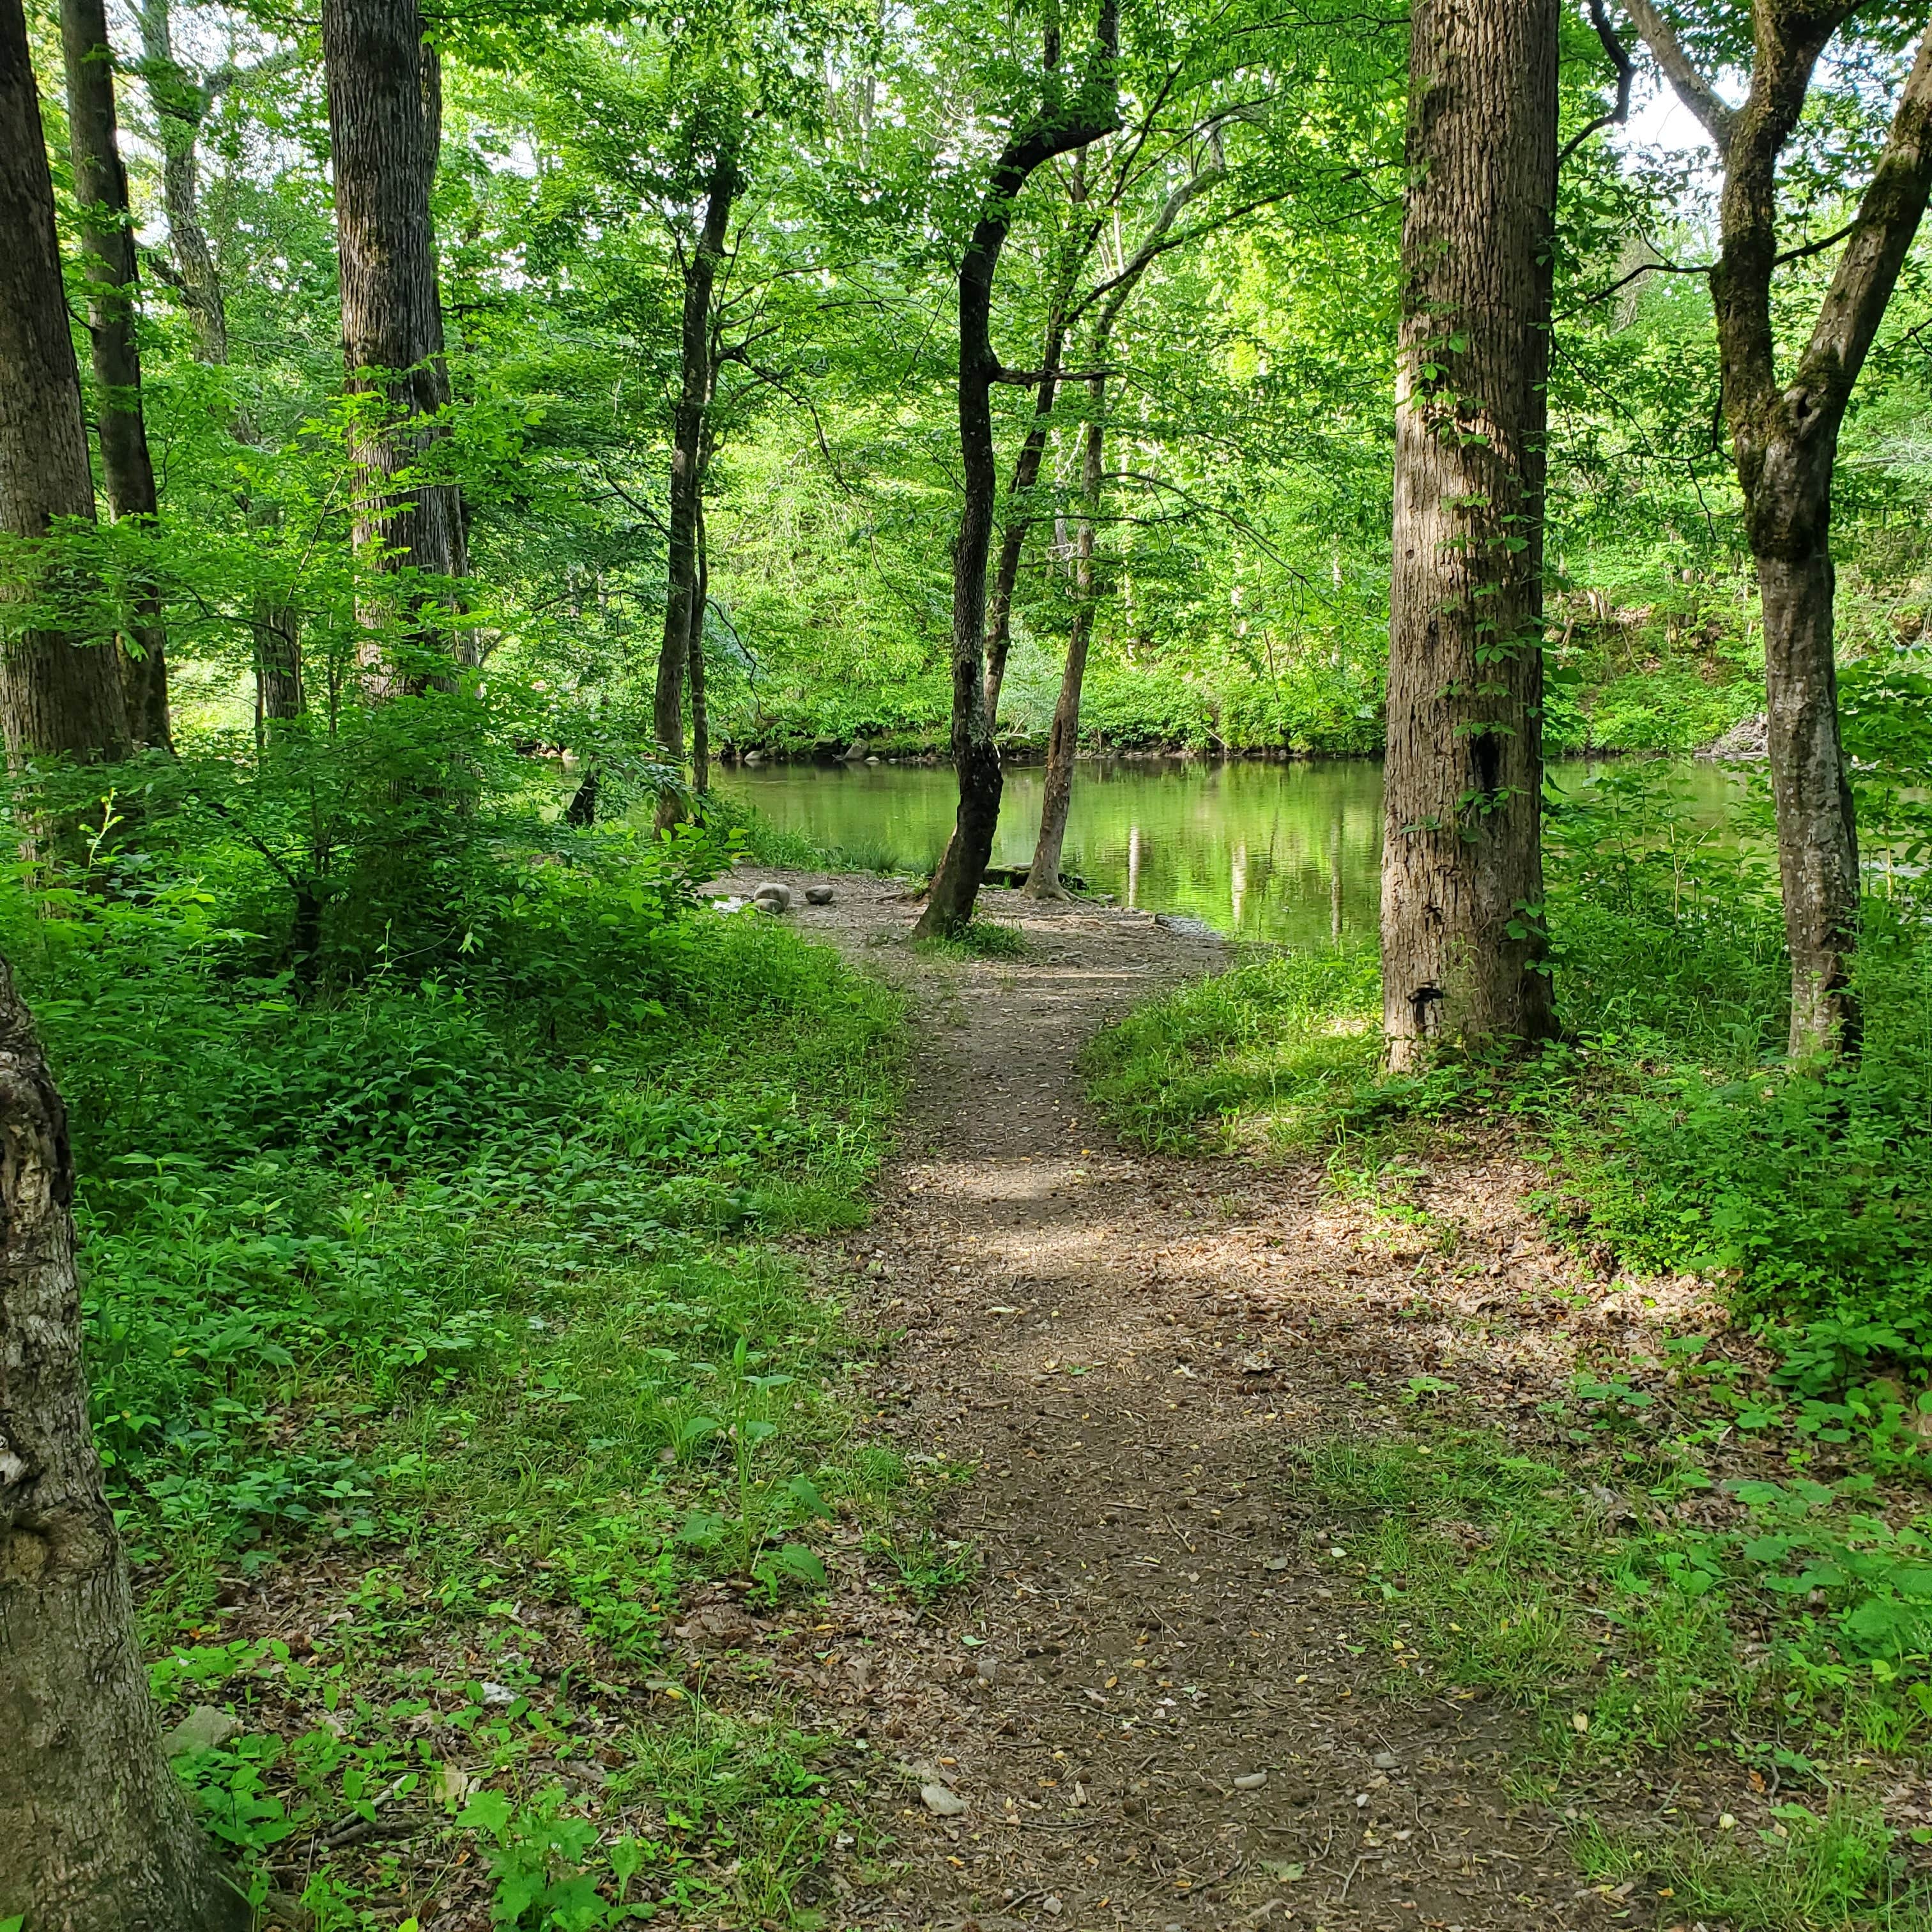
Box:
865;1527;981;1608
1578;1798;1932;1932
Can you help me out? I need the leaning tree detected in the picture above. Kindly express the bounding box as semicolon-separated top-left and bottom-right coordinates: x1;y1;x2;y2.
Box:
916;0;1122;939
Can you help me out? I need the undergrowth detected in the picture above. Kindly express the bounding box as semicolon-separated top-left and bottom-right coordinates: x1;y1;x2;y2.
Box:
1298;1418;1932;1928
11;800;909;1928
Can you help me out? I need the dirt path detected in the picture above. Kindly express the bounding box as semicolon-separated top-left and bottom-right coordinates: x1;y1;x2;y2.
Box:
710;872;1650;1932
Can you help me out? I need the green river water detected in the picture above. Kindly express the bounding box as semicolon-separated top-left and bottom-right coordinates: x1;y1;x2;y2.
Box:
718;756;1745;949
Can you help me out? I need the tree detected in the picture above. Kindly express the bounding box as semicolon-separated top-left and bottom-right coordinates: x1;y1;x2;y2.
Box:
914;0;1121;939
1379;0;1560;1068
0;0;130;767
60;0;171;749
0;946;243;1922
321;0;470;686
654;149;736;824
1623;0;1932;1057
1025;151;1233;898
137;0;304;730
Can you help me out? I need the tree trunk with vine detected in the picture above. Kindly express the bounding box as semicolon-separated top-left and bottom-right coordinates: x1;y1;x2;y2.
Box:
1380;0;1560;1068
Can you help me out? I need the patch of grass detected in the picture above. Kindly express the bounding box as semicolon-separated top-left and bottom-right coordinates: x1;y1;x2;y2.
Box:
1576;1797;1932;1932
866;1527;981;1609
1082;946;1465;1154
914;917;1028;960
1303;1427;1932;1783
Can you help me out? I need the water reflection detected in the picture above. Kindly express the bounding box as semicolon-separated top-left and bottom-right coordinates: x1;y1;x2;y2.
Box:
719;756;1740;948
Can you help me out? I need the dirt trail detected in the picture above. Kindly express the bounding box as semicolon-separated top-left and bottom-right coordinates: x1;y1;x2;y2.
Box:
718;871;1650;1932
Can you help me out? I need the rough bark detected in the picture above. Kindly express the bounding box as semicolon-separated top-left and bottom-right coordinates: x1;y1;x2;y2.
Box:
61;0;170;751
654;162;736;828
252;607;303;738
1380;0;1560;1068
0;951;243;1928
915;3;1121;940
1626;0;1932;1056
0;0;130;768
321;0;468;687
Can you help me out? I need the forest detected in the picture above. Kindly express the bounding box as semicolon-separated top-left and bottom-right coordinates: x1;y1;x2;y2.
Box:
8;0;1932;1925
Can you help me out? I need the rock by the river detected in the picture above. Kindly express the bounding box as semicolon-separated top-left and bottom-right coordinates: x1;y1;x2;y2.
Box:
804;885;834;905
751;882;794;912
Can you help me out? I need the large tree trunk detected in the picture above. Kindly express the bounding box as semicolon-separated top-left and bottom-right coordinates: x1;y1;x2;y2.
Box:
914;4;1120;940
0;0;130;768
1757;482;1859;1055
321;0;467;689
654;162;736;829
60;0;170;751
252;607;303;739
0;948;243;1927
1025;395;1100;898
1379;0;1559;1069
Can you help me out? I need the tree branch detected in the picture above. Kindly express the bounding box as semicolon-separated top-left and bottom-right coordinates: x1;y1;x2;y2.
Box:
1557;0;1636;167
1622;0;1735;152
1795;20;1932;415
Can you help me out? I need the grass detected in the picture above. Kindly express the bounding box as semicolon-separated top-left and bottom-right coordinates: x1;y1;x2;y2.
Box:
1576;1798;1932;1931
717;798;916;877
912;917;1028;960
14;845;915;1926
1295;1422;1932;1928
864;1526;983;1609
1080;946;1383;1151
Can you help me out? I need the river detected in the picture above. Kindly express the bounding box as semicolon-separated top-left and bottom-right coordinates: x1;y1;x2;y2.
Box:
718;755;1744;947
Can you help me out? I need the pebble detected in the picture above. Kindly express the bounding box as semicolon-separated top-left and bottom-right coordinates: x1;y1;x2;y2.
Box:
1233;1771;1268;1790
921;1782;967;1816
1372;1751;1398;1770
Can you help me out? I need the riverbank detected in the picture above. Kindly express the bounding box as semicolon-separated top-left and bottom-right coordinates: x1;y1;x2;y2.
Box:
716;636;1765;766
